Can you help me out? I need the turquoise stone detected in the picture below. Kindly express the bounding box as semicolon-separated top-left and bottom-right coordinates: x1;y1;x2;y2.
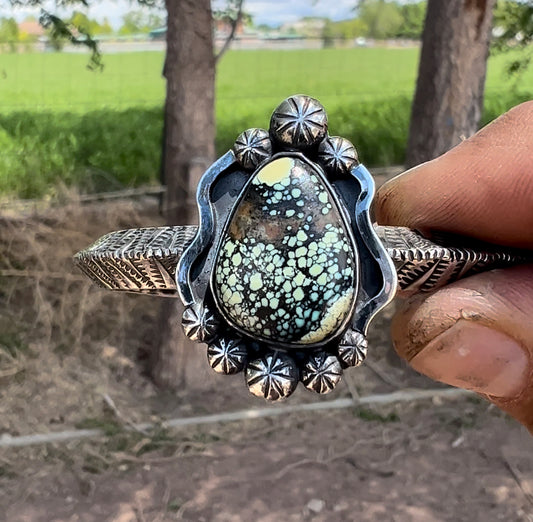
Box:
213;156;357;346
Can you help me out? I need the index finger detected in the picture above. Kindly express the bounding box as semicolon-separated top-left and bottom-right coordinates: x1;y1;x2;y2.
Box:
374;101;533;249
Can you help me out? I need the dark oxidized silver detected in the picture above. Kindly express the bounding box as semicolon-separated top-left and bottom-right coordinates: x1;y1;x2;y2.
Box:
337;329;368;368
301;352;343;394
246;352;299;400
182;304;219;343
207;336;247;375
318;136;359;176
75;94;533;402
269;95;328;148
233;127;272;171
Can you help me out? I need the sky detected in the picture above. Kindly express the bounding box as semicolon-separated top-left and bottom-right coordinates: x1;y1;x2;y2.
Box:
2;0;357;30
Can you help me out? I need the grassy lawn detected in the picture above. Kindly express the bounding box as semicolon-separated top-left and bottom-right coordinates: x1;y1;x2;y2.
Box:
0;48;419;110
0;47;531;198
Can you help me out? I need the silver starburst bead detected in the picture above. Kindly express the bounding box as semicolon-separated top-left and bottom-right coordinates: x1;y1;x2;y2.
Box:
233;128;272;171
270;95;328;149
207;336;247;375
318;136;359;175
246;352;299;401
182;304;219;343
337;329;368;367
301;352;342;394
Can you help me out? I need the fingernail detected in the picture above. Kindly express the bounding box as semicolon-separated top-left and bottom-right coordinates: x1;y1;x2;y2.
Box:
410;321;529;398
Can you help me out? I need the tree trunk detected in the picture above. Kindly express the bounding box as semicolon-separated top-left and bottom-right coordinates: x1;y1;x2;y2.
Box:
405;0;495;169
152;0;216;389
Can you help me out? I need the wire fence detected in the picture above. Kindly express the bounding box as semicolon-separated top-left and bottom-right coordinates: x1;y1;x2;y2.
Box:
0;39;419;111
0;39;531;200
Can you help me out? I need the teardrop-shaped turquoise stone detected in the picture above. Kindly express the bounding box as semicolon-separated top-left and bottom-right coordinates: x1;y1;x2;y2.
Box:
213;156;357;346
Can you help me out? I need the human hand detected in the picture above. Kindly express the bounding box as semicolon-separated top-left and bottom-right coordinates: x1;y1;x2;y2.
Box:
375;101;533;432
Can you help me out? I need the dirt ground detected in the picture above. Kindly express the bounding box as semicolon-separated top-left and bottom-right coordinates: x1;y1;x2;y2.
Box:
1;196;532;522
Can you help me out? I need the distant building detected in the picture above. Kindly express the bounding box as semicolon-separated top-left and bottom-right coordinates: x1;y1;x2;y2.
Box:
150;17;246;41
214;18;245;37
18;20;45;38
149;27;166;41
280;17;327;38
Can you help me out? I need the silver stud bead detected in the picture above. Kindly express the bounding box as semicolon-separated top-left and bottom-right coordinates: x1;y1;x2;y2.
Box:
338;329;368;367
318;136;359;176
182;304;219;343
301;352;342;394
270;95;328;149
246;352;299;401
233;128;272;171
207;336;247;374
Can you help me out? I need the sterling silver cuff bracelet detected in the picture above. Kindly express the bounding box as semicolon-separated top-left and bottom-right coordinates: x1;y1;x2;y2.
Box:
75;95;531;401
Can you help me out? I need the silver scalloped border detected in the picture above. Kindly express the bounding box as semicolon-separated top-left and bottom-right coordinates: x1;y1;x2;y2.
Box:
177;150;237;306
351;164;397;334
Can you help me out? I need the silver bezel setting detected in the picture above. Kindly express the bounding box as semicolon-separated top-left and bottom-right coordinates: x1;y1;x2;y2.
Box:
177;95;397;401
208;151;360;351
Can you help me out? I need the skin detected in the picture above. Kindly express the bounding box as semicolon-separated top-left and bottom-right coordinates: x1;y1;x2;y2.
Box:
374;101;533;433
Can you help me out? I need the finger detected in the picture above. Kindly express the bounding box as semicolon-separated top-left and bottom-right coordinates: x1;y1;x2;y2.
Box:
375;101;533;249
391;265;533;432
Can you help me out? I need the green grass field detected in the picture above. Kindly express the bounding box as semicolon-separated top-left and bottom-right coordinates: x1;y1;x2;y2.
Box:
0;47;531;198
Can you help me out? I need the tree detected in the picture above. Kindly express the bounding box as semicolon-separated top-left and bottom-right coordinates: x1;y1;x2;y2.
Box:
358;0;403;39
492;0;533;77
405;0;495;168
212;0;245;62
118;11;141;35
493;0;533;47
119;10;164;35
0;17;19;51
322;18;368;45
154;0;216;388
38;10;103;69
12;0;218;388
396;1;426;39
70;11;105;35
98;17;113;36
118;11;143;35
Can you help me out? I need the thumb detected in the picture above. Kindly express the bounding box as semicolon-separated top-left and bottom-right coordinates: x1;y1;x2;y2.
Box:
391;265;533;432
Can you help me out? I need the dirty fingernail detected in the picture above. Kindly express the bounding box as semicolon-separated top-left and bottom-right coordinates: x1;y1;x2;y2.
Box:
410;321;529;398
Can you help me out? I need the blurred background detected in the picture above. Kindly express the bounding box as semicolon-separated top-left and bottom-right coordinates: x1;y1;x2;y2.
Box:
1;1;532;520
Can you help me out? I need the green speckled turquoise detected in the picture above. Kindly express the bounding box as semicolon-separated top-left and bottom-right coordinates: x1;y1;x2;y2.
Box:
213;156;357;346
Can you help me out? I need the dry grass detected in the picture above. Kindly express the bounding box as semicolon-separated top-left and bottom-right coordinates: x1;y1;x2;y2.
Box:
0;189;429;441
0;196;167;436
0;192;530;522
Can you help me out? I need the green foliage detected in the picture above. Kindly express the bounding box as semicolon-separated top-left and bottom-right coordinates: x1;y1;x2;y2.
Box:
396;1;427;39
70;11;112;36
355;407;400;423
213;0;249;26
0;17;19;51
0;330;29;358
492;0;533;77
39;11;103;69
75;417;123;436
322;18;368;43
167;498;183;512
0;108;163;198
118;10;164;35
0;48;531;199
493;0;533;48
358;0;404;39
322;1;426;42
98;18;114;36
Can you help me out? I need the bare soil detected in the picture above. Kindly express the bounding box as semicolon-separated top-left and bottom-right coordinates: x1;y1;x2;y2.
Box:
1;196;532;522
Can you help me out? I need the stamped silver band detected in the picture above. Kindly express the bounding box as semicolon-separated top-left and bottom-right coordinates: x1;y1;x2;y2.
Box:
74;224;531;298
